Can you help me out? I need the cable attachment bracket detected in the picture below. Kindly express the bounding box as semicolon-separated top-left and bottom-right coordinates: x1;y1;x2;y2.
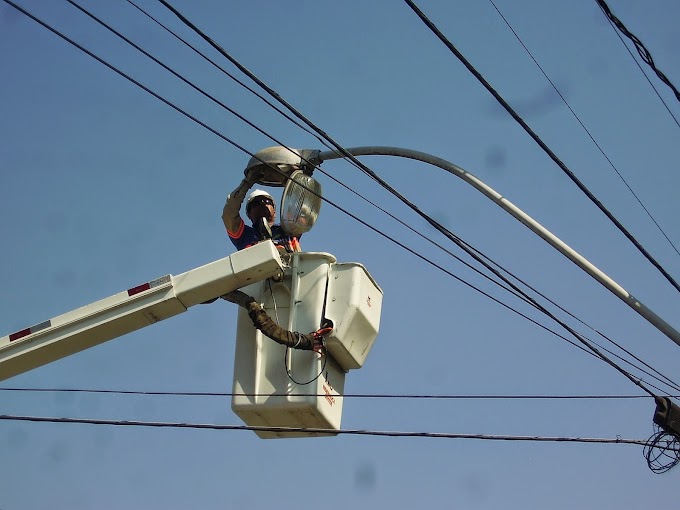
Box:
299;149;321;174
653;396;680;438
644;396;680;473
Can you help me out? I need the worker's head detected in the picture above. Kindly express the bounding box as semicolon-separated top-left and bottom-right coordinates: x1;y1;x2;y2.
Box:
246;189;276;225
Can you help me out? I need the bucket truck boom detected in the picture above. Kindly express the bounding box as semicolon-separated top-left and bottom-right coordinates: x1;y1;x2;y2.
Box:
0;241;283;381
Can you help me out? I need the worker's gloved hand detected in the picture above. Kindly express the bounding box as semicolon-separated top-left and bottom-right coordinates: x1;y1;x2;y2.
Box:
245;166;266;185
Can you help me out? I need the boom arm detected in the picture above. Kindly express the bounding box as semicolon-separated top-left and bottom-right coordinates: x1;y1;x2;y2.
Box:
0;241;283;381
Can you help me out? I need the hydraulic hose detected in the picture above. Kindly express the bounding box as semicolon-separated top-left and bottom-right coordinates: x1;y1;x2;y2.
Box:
221;290;327;351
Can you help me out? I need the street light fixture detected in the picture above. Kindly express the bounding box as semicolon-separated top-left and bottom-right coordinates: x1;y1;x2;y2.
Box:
249;145;680;349
243;146;323;237
243;146;318;186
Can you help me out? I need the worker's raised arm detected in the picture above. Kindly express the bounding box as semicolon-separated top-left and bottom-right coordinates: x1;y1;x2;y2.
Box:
222;166;266;234
222;177;252;235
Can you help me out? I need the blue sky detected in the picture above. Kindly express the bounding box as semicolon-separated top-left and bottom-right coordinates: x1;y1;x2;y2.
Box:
1;0;679;508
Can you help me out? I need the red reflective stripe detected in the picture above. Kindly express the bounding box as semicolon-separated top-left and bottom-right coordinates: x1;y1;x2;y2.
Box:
8;320;52;342
227;218;245;239
9;328;31;342
127;283;151;296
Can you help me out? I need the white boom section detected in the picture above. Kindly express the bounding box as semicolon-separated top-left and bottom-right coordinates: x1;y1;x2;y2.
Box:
0;241;283;382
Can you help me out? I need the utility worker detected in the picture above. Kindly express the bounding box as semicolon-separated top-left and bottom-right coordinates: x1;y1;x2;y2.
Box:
222;169;301;253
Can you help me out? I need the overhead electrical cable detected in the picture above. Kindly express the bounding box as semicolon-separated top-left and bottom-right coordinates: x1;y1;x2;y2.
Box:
461;236;680;392
10;3;680;471
488;0;680;259
337;159;669;397
123;0;335;149
0;3;582;389
64;0;331;172
67;0;524;318
150;0;680;394
596;0;680;103
2;0;584;366
115;0;574;315
402;0;680;296
282;161;677;390
62;0;536;312
8;0;674;396
1;387;676;400
645;424;680;473
62;0;680;395
0;414;658;447
139;0;680;392
600;10;680;130
74;0;545;318
6;3;541;337
324;153;678;393
293;165;676;390
133;0;680;280
0;1;260;176
140;0;680;396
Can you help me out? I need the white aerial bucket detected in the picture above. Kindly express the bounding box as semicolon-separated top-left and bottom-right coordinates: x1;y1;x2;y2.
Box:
231;252;383;439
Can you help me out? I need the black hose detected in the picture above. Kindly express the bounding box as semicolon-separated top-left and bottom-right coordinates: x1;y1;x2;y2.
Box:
221;290;321;350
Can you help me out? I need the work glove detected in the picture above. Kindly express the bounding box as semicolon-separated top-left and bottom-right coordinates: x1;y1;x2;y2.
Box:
245;166;266;185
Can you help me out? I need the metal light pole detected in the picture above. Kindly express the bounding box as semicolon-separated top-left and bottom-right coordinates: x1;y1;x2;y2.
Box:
248;145;680;348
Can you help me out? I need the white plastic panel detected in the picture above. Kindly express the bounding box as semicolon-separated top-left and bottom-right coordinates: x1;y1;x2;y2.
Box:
231;252;346;438
323;263;383;371
0;283;186;381
173;240;283;307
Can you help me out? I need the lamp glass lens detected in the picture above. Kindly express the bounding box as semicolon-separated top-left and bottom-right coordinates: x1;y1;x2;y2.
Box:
280;170;322;237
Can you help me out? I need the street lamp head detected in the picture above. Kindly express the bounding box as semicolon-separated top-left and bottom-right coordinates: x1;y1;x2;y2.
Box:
244;146;304;187
245;146;323;236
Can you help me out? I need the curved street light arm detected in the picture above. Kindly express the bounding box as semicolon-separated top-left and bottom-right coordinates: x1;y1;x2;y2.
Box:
318;146;680;348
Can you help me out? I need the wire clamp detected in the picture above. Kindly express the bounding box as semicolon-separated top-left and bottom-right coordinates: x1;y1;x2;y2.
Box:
311;327;332;355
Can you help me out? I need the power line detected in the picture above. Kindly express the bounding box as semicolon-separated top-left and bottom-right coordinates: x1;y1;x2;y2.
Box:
13;0;676;397
117;0;591;330
321;151;668;396
596;0;680;103
0;0;433;291
488;0;680;259
0;1;260;171
5;0;678;470
1;0;586;368
149;0;678;396
0;0;554;355
68;0;509;312
64;0;320;171
0;414;656;447
130;0;680;332
469;241;680;393
144;0;679;395
305;161;680;391
126;0;679;394
123;0;334;149
72;0;534;316
122;0;495;294
327;154;679;395
5;0;676;394
600;9;680;130
450;221;680;392
403;0;680;297
1;387;676;400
